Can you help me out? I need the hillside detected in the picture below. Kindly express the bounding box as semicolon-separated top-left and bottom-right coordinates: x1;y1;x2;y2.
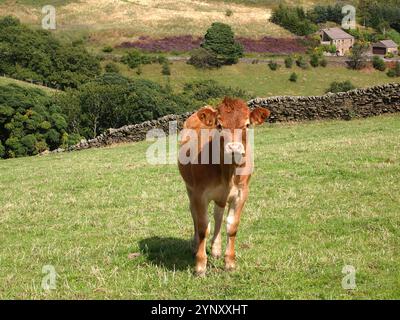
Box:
0;76;59;93
0;0;315;46
117;62;400;97
0;114;399;299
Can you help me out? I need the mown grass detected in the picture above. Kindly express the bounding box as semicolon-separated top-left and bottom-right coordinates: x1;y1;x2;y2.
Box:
120;61;400;97
0;114;399;299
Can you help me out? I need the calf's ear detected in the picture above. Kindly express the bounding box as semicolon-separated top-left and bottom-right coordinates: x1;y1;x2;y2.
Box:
250;107;270;125
197;106;218;127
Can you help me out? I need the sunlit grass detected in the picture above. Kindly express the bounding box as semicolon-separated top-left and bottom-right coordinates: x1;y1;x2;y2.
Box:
0;114;399;299
121;61;400;97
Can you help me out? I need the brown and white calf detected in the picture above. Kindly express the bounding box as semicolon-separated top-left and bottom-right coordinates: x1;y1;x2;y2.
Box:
178;97;270;276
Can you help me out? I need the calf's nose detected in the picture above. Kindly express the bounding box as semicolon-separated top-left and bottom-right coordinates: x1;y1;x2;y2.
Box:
225;142;245;155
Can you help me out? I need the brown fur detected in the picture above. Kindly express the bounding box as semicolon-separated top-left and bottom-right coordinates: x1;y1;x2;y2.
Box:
178;97;270;276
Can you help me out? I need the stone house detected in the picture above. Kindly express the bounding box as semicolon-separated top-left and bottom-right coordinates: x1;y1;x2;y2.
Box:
320;27;355;56
372;40;398;56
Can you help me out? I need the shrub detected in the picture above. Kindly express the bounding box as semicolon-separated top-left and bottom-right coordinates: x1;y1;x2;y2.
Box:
319;58;328;67
372;56;386;71
188;48;221;69
201;22;243;65
225;9;233;17
387;62;400;77
284;56;293;68
310;54;319;67
326;81;355;93
289;72;298;82
268;61;279;71
121;50;152;69
385;52;395;59
102;46;114;53
296;56;309;69
161;62;171;76
104;63;120;73
183;80;249;102
321;44;337;54
0;84;69;158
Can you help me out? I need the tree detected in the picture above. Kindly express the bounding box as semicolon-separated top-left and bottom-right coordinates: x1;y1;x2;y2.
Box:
201;22;244;65
347;43;369;70
271;5;318;36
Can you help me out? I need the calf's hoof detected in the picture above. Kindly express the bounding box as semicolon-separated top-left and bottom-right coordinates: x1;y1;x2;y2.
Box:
195;256;207;277
211;246;222;259
224;257;236;271
194;265;207;277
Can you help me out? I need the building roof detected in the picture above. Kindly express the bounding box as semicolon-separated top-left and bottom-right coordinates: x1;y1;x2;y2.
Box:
373;40;398;48
321;27;354;40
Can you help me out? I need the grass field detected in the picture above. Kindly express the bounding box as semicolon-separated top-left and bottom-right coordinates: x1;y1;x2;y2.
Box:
0;114;399;299
0;76;58;93
0;0;293;46
119;61;400;97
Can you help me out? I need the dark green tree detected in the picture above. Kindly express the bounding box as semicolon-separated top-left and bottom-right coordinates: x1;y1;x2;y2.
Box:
201;22;244;65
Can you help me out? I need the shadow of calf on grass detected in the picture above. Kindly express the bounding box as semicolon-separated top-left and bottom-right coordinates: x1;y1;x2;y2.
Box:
139;236;193;271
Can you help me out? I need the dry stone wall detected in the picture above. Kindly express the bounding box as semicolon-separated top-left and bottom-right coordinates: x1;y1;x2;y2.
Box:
70;83;400;151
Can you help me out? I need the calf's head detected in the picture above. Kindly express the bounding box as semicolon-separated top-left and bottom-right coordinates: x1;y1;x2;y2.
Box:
197;97;270;165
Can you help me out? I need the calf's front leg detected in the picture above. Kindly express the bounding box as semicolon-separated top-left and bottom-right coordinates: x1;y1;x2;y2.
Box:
225;187;248;271
211;204;225;258
190;196;210;276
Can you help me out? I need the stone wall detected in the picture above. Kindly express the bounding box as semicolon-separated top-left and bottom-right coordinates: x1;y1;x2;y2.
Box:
70;112;193;151
70;83;400;151
248;83;400;122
